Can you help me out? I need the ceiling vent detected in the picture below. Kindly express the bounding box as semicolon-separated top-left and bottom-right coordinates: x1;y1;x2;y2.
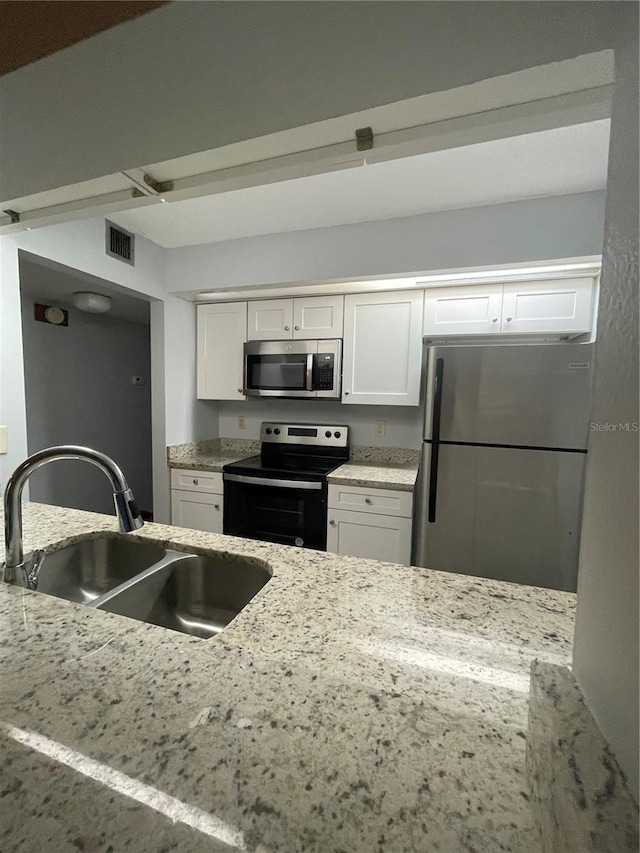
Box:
105;220;134;265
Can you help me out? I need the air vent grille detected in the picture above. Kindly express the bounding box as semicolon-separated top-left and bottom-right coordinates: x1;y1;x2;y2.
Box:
105;221;134;265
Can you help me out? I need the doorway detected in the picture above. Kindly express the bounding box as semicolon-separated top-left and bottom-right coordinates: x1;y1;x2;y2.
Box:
19;253;154;519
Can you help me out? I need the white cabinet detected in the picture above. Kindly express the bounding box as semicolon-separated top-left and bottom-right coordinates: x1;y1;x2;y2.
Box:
423;277;596;338
500;277;594;335
247;296;343;340
197;302;247;400
342;290;424;406
170;468;223;533
292;295;343;338
247;299;294;340
326;484;413;565
423;284;503;336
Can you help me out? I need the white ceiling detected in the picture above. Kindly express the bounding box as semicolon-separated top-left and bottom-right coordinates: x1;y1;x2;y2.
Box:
110;120;610;249
19;256;151;325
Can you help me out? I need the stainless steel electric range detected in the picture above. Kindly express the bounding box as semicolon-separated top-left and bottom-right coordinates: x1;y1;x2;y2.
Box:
223;422;349;550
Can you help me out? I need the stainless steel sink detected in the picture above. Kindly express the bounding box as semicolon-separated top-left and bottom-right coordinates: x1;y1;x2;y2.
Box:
92;552;270;639
35;536;167;604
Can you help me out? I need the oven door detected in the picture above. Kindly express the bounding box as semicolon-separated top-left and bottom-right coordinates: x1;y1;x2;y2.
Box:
223;473;328;550
245;340;315;398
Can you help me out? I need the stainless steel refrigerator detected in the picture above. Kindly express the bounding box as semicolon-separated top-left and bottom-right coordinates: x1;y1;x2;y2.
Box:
413;343;594;591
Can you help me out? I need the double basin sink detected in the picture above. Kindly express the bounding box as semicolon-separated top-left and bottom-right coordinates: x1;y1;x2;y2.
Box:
33;535;271;639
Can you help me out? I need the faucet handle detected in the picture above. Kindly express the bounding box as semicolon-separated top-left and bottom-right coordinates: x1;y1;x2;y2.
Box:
26;549;47;590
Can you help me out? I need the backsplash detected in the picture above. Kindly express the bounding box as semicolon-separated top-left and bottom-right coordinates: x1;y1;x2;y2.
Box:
217;399;423;449
350;446;420;465
168;438;418;466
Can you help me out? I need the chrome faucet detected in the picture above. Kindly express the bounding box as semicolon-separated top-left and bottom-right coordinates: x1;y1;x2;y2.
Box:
3;445;144;588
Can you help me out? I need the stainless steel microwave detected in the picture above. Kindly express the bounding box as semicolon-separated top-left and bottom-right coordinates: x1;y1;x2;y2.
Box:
243;339;342;399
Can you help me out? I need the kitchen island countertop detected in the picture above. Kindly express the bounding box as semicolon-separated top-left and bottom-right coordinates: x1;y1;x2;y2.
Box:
0;502;575;852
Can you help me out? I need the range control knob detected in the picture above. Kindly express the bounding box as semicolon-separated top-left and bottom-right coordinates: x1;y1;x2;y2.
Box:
265;428;272;434
274;428;281;435
334;431;341;439
325;430;332;438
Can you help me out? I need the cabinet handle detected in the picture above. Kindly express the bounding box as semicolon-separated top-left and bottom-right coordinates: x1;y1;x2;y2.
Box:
506;316;513;322
344;391;350;396
193;478;199;485
294;325;300;330
329;519;336;525
491;317;498;323
365;498;372;504
284;325;290;331
237;387;242;393
214;504;220;510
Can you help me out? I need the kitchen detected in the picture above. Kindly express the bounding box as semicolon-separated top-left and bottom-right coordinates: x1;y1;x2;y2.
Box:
0;3;636;849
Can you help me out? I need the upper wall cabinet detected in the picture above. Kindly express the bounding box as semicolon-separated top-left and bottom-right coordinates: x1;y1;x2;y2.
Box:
500;277;594;335
423;276;596;338
293;295;343;338
247;295;343;340
342;290;424;406
423;284;504;336
197;302;247;400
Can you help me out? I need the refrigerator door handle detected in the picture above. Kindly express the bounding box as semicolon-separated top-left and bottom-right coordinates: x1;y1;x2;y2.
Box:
428;358;444;523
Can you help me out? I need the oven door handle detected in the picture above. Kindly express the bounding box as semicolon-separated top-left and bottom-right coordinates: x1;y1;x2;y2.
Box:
224;473;323;490
305;353;314;392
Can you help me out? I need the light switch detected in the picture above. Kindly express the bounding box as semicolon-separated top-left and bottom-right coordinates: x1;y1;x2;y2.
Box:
0;426;7;454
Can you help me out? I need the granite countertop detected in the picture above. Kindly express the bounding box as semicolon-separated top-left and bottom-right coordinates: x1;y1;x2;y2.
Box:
0;503;576;852
327;460;418;491
169;440;420;490
168;438;259;473
169;450;256;472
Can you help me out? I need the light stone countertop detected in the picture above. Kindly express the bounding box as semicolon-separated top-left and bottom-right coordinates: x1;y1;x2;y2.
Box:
327;460;419;491
168;440;420;489
0;502;576;852
169;450;257;472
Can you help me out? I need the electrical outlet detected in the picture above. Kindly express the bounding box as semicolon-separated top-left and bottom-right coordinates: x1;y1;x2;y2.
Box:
238;415;246;430
374;419;386;437
0;426;7;454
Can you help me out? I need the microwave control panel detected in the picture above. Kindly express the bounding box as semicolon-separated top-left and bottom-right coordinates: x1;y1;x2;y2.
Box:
314;353;335;390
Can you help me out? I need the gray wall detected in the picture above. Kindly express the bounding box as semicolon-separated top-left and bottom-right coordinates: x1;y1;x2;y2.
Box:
20;293;153;515
573;22;639;799
218;399;422;450
166;192;606;293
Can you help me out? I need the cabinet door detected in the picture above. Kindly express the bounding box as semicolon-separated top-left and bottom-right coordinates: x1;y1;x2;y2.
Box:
326;509;412;565
423;285;503;336
500;277;594;335
292;295;344;339
342;290;423;406
171;490;223;533
197;303;246;400
247;299;293;340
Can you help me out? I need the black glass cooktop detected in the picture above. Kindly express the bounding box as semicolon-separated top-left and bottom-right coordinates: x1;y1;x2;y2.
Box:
224;452;345;481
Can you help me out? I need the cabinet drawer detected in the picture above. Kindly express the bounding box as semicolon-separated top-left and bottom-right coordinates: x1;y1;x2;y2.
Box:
170;468;223;494
328;483;413;518
326;509;412;565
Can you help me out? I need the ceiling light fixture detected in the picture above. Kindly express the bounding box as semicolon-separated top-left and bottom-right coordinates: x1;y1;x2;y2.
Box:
72;292;112;313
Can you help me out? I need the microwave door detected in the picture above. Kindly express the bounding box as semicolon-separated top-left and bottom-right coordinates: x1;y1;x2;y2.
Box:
244;348;314;397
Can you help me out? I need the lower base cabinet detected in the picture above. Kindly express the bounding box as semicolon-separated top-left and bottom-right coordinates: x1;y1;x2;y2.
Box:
170;468;223;533
326;484;413;565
